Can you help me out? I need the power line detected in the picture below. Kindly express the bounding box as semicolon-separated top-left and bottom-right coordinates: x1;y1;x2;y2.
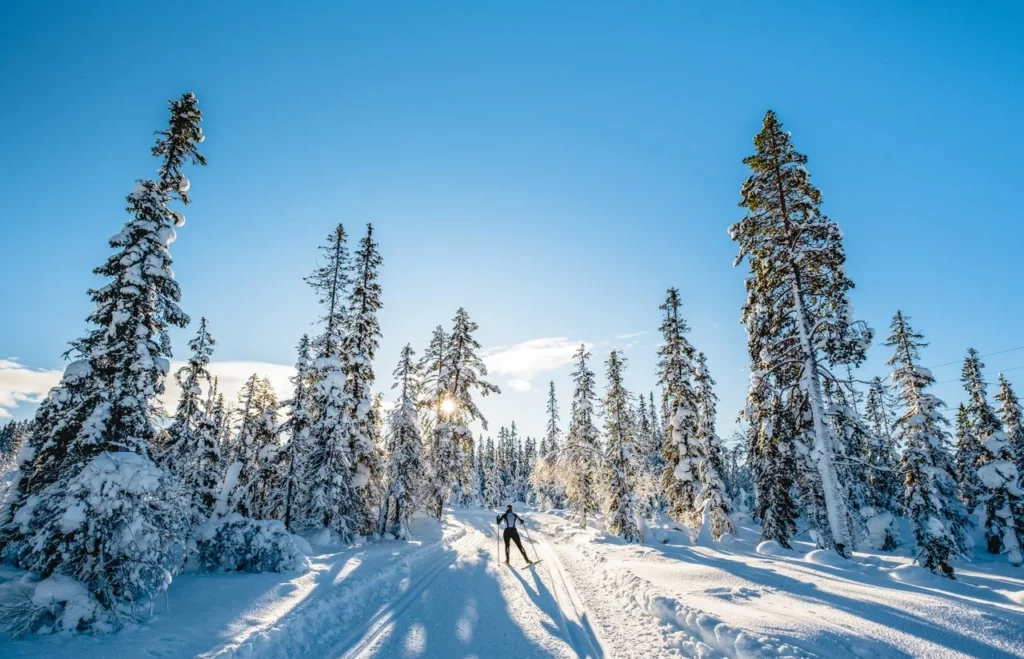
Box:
935;363;1024;385
926;345;1024;370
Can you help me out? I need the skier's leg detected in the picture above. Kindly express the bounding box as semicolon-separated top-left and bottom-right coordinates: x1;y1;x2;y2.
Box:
503;528;511;563
512;529;530;563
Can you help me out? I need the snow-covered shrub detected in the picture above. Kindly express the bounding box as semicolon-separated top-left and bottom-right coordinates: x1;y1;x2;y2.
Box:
10;452;186;631
860;506;900;551
197;513;307;573
0;573;107;636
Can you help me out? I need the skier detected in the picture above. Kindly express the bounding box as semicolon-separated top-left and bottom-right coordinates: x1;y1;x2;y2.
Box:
496;504;533;566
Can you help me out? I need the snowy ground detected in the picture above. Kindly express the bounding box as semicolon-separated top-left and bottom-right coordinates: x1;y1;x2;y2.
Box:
3;508;1024;658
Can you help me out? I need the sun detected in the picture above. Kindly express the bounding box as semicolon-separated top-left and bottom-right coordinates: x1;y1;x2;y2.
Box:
440;397;457;416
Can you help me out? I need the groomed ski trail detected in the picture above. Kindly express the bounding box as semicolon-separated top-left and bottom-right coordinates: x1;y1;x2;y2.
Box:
336;509;604;658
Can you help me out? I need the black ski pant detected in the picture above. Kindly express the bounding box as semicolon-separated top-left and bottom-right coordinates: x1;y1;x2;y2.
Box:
503;527;530;563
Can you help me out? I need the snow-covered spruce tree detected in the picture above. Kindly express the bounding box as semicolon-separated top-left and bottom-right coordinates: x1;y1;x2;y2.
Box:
164;318;221;524
657;288;702;527
694;352;733;540
439;308;500;511
864;376;902;512
546;381;561;454
378;345;423;539
957;350;991;513
278;335;314;532
996;375;1024;476
560;344;601;527
962;350;1024;563
748;395;799;546
483;435;506;507
0;421;30;475
0;93;205;629
419;325;454;518
886;311;970;577
304;224;357;536
231;378;281;519
340;224;383;534
602;351;641;542
730;110;872;557
823;379;872;515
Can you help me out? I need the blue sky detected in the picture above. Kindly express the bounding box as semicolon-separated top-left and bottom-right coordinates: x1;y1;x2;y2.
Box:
2;2;1023;440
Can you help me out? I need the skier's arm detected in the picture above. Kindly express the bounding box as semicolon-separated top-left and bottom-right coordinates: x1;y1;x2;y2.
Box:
515;513;525;526
496;512;507;526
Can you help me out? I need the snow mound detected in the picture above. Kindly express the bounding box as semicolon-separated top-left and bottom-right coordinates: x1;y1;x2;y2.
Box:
888;563;944;586
756;540;789;556
804;549;848;567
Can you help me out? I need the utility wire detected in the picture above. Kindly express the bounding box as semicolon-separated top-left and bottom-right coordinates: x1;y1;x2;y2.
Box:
935;363;1024;385
926;345;1024;370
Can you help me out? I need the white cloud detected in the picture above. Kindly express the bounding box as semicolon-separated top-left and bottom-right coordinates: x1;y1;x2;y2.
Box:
615;331;647;340
0;358;295;420
483;337;584;393
0;359;63;418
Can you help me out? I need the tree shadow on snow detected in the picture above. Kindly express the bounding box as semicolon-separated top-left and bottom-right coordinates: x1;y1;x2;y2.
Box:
652;542;1024;659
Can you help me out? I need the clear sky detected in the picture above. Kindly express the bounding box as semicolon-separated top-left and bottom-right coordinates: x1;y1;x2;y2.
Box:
2;2;1023;442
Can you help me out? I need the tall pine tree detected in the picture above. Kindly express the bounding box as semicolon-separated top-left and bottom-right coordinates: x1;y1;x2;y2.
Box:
694;352;733;540
657;288;701;527
996;375;1024;477
962;350;1024;564
887;311;969;577
602;351;640;541
561;345;601;527
165;318;221;524
730;110;871;556
379;345;424;538
0;93;205;625
304;225;357;536
340;224;384;534
443;308;500;507
279;335;314;531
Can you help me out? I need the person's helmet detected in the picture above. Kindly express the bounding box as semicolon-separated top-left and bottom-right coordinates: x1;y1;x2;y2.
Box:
506;504;513;511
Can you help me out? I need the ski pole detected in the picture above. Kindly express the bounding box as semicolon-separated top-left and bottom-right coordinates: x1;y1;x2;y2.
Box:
523;524;539;563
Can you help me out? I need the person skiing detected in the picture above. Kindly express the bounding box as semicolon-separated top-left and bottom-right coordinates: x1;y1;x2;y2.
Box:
496;504;532;565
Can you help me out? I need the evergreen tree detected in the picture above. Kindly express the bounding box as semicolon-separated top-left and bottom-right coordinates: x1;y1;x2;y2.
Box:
546;381;561;453
279;335;314;531
340;224;384;534
730;110;872;556
0;421;30;474
957;349;992;512
304;225;357;536
231;377;281;518
962;350;1024;564
602;351;641;542
561;344;601;527
864;376;902;512
694;352;733;539
749;395;799;546
419;325;453;518
0;93;205;626
887;311;970;577
437;308;500;512
996;375;1024;476
379;345;424;538
166;318;221;523
657;288;701;527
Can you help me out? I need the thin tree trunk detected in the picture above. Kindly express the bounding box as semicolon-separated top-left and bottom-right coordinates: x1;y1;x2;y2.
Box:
791;272;851;555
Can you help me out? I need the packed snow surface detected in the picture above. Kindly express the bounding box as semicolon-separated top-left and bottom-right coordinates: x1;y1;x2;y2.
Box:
3;508;1024;658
